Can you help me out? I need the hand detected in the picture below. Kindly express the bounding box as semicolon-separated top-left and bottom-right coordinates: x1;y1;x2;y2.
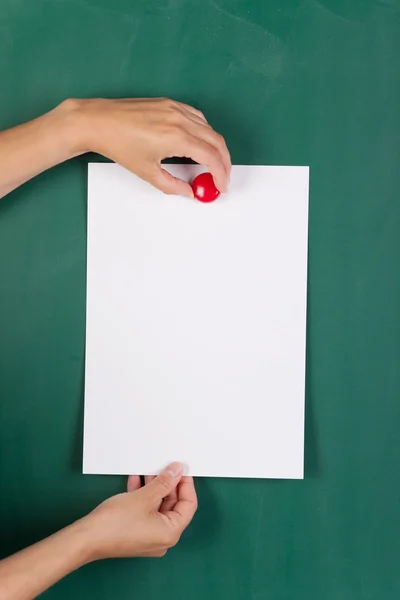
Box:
72;97;231;197
83;462;198;559
0;97;230;199
0;464;196;600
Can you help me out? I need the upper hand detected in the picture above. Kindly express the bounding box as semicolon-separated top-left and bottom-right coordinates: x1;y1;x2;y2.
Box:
71;97;231;197
83;462;197;559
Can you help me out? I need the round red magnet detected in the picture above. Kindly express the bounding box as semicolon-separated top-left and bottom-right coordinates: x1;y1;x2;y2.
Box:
191;173;221;203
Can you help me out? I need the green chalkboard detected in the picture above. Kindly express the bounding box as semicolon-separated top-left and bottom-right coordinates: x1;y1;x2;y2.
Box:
1;1;400;598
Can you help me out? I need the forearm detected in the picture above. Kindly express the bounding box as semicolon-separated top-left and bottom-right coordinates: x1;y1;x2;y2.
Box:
0;100;84;199
0;519;93;600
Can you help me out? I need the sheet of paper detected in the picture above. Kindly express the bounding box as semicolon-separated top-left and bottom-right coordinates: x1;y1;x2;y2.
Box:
84;163;309;479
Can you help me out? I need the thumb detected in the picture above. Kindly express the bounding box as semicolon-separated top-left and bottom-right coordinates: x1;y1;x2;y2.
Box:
145;462;183;502
153;167;194;199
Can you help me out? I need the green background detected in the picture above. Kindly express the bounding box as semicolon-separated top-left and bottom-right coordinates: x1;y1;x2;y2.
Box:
1;1;400;598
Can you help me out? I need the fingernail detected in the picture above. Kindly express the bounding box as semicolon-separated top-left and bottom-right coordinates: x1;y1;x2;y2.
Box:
166;462;183;477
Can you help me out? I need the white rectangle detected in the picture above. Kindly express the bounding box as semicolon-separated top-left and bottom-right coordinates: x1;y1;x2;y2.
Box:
84;163;309;478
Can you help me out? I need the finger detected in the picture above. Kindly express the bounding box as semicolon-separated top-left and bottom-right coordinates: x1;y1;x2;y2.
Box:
160;485;179;514
152;167;194;198
165;476;198;529
145;475;178;514
145;462;183;503
180;136;229;193
185;122;231;182
127;475;141;493
144;475;161;510
176;102;208;123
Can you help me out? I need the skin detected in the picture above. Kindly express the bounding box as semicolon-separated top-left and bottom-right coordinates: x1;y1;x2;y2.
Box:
0;97;231;199
0;463;197;600
0;98;231;599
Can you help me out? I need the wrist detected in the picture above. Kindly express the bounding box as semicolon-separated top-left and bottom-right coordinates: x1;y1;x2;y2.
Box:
53;98;95;158
63;517;98;567
57;97;113;158
73;512;111;563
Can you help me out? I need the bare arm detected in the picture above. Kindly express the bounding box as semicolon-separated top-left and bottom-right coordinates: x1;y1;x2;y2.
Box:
0;103;80;198
0;98;231;199
0;464;197;600
0;521;90;600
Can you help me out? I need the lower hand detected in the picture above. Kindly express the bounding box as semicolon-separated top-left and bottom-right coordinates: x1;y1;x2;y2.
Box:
0;463;196;600
83;462;197;559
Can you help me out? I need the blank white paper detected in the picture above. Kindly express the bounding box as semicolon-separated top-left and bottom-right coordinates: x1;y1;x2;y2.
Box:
84;163;309;479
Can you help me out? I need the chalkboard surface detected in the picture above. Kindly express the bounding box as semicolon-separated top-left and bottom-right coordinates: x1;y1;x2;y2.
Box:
1;1;399;599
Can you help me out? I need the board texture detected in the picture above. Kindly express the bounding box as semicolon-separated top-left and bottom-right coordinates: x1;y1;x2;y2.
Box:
0;1;399;598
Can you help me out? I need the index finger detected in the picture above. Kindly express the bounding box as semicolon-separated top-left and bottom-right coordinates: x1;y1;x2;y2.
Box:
165;476;198;529
181;136;229;193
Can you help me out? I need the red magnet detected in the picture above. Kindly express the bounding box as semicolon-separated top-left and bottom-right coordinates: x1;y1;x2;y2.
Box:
191;173;221;203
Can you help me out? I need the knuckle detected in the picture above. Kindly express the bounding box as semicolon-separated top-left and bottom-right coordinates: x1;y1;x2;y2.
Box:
160;98;179;118
165;99;180;116
215;132;225;146
161;97;174;107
